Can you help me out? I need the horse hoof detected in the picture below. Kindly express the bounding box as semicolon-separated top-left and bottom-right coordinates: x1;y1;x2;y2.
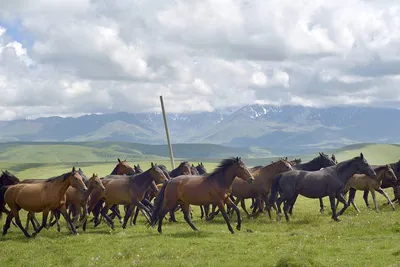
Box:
236;225;241;231
333;218;341;222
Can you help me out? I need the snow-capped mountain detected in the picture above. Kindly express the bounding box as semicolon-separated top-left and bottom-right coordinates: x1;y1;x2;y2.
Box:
0;104;399;155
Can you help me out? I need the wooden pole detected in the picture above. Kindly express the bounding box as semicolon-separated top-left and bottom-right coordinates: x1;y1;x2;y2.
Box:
160;95;175;169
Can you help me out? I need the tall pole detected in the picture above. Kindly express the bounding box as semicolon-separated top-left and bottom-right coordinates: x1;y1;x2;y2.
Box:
160;95;175;169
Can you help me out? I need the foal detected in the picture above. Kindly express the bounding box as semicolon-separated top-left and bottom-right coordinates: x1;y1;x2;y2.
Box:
340;165;397;213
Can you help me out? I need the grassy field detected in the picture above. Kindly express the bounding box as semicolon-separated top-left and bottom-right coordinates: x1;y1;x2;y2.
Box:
0;143;400;266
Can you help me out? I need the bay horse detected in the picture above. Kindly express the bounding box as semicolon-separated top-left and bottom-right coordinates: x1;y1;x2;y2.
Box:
338;165;397;213
86;163;167;230
150;157;254;234
21;168;88;232
0;167;87;238
268;153;376;222
90;158;137;226
0;171;21;219
230;160;293;219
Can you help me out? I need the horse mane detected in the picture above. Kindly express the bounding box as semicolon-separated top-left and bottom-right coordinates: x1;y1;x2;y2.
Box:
110;164;119;175
206;157;237;181
334;156;361;172
45;171;72;182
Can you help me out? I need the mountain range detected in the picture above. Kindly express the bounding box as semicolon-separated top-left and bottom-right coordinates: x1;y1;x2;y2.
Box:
1;104;399;155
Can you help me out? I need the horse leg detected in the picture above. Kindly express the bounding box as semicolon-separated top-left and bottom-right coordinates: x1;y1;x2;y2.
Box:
335;193;348;218
370;190;379;212
328;195;340;221
179;203;198;231
275;196;284;221
58;206;78;235
217;202;235;234
319;198;324;214
348;188;360;213
100;203;115;230
288;194;298;215
131;207;140;226
31;210;50;237
13;210;32;238
226;197;241;230
376;188;396;211
122;205;135;229
363;190;370;208
200;205;205;219
2;212;14;236
240;199;251;218
168;206;178;223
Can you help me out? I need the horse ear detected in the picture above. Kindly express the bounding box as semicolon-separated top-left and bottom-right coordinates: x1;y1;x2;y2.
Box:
201;162;204;166
72;166;76;172
319;152;323;156
151;162;154;168
360;153;364;159
118;158;121;163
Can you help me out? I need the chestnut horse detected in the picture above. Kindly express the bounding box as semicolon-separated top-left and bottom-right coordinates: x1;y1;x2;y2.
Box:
150;157;254;234
0;167;87;238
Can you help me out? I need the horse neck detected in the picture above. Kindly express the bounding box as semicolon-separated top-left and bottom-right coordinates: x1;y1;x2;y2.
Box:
334;161;359;183
374;168;387;182
131;171;153;191
84;180;97;198
217;167;238;188
51;177;73;197
294;159;320;171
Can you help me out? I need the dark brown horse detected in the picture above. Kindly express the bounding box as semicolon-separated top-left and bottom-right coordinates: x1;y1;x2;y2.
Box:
0;167;87;238
150;157;254;234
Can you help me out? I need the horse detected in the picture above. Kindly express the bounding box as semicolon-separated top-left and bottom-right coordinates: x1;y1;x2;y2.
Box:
230;160;293;219
0;171;21;218
0;167;87;238
90;158;137;226
21;168;88;232
196;162;207;175
288;152;337;215
66;174;105;231
268;153;376;222
363;160;400;206
338;165;397;213
134;164;143;173
86;163;167;230
149;157;254;234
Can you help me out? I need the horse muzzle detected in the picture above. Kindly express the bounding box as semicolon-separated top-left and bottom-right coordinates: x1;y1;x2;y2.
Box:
248;178;255;184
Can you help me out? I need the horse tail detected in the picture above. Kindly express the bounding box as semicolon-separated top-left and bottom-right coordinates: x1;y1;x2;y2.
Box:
0;185;9;220
268;173;282;207
149;180;169;228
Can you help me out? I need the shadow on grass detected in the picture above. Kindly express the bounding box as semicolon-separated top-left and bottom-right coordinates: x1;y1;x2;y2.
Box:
168;230;213;238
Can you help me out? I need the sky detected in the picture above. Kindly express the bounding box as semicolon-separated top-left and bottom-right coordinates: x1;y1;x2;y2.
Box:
0;0;400;120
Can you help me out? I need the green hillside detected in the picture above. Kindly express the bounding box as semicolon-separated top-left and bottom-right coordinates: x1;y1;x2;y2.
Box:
0;141;272;164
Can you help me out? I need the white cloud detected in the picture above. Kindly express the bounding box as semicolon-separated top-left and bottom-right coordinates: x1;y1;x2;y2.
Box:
0;0;400;120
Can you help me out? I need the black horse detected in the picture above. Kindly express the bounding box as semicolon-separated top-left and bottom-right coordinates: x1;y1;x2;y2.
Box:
268;153;376;222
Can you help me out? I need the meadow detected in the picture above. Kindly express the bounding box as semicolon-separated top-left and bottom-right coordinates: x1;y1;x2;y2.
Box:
0;142;400;266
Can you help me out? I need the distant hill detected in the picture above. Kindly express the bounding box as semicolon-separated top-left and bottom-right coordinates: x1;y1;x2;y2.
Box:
0;141;272;163
1;104;399;155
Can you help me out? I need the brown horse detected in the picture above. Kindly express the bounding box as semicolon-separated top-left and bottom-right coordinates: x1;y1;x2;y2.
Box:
66;174;105;230
230;160;293;219
87;163;167;230
0;167;87;238
338;165;397;213
150;157;254;234
21;168;88;232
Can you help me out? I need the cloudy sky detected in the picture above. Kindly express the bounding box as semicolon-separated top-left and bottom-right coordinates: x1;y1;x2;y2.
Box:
0;0;400;120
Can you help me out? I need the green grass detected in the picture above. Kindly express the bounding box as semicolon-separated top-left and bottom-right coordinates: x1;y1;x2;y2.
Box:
1;192;400;266
0;143;400;266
